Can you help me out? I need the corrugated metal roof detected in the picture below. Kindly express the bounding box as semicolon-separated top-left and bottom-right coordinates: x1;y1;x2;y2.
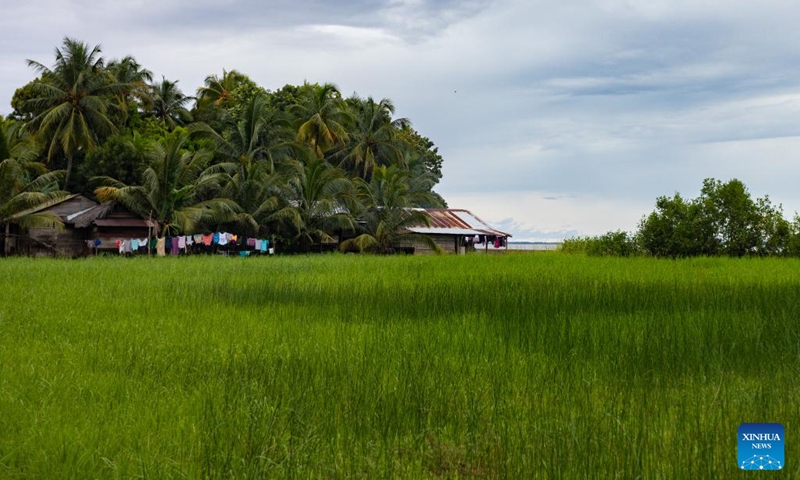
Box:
8;194;80;220
94;219;153;228
405;227;488;236
407;208;511;237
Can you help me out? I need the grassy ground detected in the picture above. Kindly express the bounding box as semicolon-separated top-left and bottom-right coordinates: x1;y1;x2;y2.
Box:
0;253;798;479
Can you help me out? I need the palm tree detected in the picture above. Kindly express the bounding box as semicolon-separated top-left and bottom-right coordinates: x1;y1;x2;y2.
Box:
94;131;238;236
291;83;352;158
25;37;126;189
269;157;354;250
190;95;297;235
190;94;296;173
196;69;248;110
337;96;409;180
149;77;192;130
340;165;440;254
107;55;153;112
1;120;67;254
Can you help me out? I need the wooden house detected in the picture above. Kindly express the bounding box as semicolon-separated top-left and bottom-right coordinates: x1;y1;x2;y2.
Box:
4;197;154;257
70;202;154;253
5;194;98;257
401;208;512;254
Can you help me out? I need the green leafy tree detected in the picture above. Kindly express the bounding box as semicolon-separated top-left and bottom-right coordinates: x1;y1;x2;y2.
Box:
637;193;716;257
75;133;149;196
398;125;444;183
25;37;127;189
9;81;40;122
637;178;789;258
94;131;238;235
698;178;760;257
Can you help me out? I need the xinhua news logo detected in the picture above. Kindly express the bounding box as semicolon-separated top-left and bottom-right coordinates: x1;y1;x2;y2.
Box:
738;423;784;471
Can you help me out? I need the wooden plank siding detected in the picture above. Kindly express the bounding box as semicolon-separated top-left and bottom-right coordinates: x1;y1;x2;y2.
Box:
396;234;459;255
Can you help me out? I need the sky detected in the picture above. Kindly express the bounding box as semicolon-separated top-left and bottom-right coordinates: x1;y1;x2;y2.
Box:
3;0;800;241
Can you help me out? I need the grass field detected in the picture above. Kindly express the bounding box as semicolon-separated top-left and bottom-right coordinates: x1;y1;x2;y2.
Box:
0;253;798;479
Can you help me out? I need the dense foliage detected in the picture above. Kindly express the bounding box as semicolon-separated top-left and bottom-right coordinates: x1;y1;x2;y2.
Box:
2;37;446;253
565;178;800;258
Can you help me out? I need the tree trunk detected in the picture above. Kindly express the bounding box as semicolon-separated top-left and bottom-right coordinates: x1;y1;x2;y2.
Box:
63;155;73;191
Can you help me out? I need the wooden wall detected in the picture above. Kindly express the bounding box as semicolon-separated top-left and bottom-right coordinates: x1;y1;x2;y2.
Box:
397;234;459;255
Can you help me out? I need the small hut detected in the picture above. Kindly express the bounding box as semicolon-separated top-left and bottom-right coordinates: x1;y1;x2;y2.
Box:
402;208;512;254
5;194;98;257
70;202;154;253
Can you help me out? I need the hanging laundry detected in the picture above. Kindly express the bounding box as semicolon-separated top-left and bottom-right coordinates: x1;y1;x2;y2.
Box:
202;233;213;246
178;236;186;251
260;239;268;253
186;235;193;246
131;238;139;251
94;238;102;247
194;234;203;245
171;237;180;256
218;232;228;246
247;237;256;247
254;239;261;250
156;237;166;257
123;240;133;254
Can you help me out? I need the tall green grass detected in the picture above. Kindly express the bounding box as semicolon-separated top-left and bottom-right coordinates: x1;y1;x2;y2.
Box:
0;254;798;478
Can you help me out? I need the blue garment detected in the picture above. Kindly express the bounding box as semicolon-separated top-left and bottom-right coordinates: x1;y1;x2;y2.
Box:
212;232;220;244
260;239;268;252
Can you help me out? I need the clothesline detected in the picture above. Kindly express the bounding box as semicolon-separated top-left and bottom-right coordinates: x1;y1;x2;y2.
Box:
87;232;275;256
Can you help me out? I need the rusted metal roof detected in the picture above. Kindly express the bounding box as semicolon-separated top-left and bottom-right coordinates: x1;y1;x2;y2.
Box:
407;208;511;237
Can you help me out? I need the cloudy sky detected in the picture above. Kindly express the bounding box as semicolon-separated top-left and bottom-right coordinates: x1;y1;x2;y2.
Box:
3;0;800;240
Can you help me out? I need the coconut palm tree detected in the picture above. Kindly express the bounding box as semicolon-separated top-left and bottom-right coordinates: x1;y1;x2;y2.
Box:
269;157;354;250
190;95;298;235
107;55;153;112
291;83;352;159
337;96;409;180
340;165;440;254
25;37;127;189
94;131;238;236
196;69;248;110
1;120;67;254
149;77;192;130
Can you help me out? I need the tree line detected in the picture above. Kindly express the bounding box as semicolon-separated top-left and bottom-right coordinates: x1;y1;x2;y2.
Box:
563;178;800;258
1;37;447;253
